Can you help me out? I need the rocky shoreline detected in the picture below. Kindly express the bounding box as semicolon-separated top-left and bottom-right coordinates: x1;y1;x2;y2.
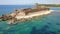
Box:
0;3;52;24
0;10;51;24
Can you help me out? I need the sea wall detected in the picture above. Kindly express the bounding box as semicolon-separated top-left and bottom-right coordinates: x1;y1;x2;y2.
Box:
0;10;51;24
15;10;51;21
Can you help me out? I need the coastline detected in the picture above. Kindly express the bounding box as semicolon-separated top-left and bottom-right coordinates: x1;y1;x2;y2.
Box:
0;3;52;24
8;10;51;24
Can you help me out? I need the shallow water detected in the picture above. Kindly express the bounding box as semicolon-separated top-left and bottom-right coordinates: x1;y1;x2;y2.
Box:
0;5;60;34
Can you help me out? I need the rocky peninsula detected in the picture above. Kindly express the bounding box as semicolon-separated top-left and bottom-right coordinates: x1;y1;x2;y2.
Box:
0;3;51;24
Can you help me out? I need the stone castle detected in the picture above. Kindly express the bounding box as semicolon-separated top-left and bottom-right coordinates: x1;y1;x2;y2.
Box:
9;3;49;17
0;3;50;24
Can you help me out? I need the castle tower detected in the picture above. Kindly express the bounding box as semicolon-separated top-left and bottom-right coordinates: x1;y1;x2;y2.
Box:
34;3;41;9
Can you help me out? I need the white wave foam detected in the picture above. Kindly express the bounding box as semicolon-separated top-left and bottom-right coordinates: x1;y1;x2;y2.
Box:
50;10;54;11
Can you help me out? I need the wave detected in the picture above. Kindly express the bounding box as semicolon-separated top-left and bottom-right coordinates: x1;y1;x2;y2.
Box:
50;10;60;13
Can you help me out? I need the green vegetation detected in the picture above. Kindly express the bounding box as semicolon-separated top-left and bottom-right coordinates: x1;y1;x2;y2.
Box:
40;4;60;7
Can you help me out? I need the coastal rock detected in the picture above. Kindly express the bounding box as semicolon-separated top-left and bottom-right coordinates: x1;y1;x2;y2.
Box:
0;3;51;24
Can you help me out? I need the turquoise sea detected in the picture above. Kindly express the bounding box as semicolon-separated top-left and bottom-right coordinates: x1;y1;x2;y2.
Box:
0;5;60;34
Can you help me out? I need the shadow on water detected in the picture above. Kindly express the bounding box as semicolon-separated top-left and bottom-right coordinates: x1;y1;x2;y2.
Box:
30;25;57;34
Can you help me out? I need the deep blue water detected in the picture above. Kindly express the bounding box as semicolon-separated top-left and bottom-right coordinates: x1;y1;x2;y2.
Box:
0;5;60;34
0;5;33;15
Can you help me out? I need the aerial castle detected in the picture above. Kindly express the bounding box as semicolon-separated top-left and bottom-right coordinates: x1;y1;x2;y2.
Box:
0;3;51;24
9;3;49;17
